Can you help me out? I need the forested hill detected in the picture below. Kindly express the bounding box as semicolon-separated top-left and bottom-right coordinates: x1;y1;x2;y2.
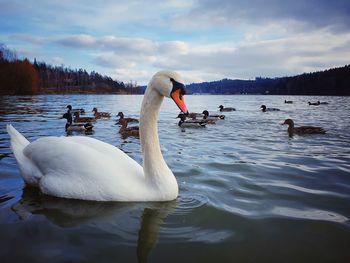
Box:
186;65;350;95
0;44;140;95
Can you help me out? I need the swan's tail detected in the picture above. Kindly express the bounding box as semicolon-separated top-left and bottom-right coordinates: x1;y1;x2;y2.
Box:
7;125;42;186
7;124;30;160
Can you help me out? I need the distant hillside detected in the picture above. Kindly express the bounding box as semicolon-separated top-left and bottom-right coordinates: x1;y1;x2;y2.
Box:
0;43;140;95
185;65;350;95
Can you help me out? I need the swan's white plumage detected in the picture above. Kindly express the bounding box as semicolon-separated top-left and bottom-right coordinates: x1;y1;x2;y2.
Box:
7;70;184;202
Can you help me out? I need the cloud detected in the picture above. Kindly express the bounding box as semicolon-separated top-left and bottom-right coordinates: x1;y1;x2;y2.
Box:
154;30;350;81
171;0;350;34
51;29;350;84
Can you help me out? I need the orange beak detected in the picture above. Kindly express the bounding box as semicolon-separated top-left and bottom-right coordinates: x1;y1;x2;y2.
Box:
171;89;188;114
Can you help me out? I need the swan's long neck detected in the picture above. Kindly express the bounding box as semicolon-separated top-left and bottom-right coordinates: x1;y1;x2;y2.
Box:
140;87;173;184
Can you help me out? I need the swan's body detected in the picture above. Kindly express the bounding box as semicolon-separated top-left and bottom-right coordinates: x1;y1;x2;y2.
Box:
8;71;188;202
284;100;293;104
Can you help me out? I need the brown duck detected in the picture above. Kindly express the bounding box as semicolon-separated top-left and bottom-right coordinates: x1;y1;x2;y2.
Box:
116;112;139;124
73;112;96;123
282;119;326;135
92;107;111;118
119;119;139;137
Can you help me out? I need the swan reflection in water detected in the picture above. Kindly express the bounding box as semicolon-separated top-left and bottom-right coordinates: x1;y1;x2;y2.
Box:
12;187;176;263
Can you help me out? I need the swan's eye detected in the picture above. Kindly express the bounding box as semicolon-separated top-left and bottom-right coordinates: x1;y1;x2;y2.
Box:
170;78;186;100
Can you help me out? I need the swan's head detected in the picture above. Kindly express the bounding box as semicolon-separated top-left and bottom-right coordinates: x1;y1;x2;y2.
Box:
149;70;188;114
218;105;224;110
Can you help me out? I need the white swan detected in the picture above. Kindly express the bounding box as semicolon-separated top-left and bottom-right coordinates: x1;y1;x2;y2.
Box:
7;70;188;202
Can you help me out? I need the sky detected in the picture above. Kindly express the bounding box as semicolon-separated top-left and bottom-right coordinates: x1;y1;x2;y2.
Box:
1;0;350;85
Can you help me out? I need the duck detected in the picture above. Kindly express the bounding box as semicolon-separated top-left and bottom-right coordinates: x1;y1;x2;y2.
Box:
260;105;280;112
284;100;293;104
177;114;206;128
116;112;139;125
308;101;320;106
318;101;329;105
92;107;111;118
119;118;139;137
73;112;96;123
282;119;326;135
66;105;85;114
7;70;188;201
202;110;225;120
218;105;236;112
62;112;94;132
187;112;204;120
201;110;218;124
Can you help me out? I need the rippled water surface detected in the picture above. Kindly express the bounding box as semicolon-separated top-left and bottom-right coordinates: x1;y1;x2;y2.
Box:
1;95;350;262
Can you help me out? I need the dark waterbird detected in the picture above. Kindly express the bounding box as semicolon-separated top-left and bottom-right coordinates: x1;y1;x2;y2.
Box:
218;105;236;112
62;112;94;131
260;105;280;112
177;113;206;128
202;110;225;120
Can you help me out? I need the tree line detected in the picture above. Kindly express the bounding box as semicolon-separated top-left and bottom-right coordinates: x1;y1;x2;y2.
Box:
1;43;349;96
185;65;350;95
0;43;140;95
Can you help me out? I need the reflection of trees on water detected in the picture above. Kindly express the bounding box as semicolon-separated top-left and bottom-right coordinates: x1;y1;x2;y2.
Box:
12;187;176;263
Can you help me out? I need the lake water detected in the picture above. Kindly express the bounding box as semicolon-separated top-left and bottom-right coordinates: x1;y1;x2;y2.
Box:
0;94;350;262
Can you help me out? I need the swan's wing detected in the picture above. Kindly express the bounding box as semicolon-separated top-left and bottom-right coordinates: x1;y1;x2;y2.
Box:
22;136;144;201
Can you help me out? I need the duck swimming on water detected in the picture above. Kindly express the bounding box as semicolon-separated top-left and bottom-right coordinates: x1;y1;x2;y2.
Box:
92;107;111;118
66;105;85;114
119;119;139;137
218;105;235;112
201;110;218;124
202;110;225;120
261;105;280;112
62;112;94;132
73;112;96;123
116;112;139;125
282;119;326;135
177;114;206;128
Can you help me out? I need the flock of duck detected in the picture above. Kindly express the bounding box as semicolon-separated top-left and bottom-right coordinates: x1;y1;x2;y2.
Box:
7;70;328;202
177;101;327;135
62;99;327;136
61;105;141;136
